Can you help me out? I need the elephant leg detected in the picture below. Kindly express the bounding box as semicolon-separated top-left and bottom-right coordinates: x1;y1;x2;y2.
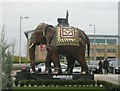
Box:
45;52;52;74
52;55;62;74
77;56;89;74
49;50;62;74
45;47;62;74
65;56;75;74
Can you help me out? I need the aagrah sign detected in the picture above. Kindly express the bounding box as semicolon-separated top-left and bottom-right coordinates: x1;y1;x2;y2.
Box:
53;75;73;80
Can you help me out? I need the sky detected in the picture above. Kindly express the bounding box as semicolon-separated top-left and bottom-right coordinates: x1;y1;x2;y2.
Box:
0;1;119;56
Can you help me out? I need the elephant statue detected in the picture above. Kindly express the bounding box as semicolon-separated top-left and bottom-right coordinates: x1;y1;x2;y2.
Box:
29;23;90;74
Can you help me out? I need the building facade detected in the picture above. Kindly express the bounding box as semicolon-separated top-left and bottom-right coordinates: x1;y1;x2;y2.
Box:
88;35;119;61
24;30;120;61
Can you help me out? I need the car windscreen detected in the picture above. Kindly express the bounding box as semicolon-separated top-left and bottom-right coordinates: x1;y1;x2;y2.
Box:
87;61;98;65
36;63;45;67
109;61;120;67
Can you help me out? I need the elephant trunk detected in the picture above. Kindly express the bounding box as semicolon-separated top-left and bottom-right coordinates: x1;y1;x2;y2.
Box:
29;43;36;72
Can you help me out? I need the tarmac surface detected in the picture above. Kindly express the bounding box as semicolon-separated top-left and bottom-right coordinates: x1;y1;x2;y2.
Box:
94;74;120;85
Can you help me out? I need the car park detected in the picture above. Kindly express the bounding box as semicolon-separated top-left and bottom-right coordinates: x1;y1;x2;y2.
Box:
108;61;120;74
20;62;43;72
29;62;81;73
87;61;99;74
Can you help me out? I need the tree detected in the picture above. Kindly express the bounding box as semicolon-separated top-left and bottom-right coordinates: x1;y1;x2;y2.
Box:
0;35;2;91
2;53;13;90
9;39;16;62
1;25;13;90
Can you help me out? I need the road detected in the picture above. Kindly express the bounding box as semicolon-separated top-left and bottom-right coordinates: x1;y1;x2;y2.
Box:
94;74;120;85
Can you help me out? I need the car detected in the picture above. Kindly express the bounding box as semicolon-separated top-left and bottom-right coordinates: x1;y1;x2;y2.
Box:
87;61;99;74
108;61;120;74
74;61;81;67
29;63;67;73
73;61;81;73
30;62;81;73
20;62;44;72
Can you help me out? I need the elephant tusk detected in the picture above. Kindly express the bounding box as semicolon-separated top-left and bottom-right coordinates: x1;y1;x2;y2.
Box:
29;43;34;49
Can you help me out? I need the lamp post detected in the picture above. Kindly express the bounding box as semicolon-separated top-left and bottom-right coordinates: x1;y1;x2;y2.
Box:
19;16;29;65
89;24;96;61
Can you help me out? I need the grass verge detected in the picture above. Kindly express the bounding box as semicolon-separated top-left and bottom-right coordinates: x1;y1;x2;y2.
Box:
13;86;106;91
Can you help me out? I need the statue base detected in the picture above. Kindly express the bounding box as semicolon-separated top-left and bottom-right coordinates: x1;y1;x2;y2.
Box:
30;73;94;80
16;72;94;80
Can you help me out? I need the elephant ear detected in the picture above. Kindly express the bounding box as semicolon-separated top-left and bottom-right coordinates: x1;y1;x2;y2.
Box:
44;25;55;37
44;25;55;45
78;29;86;45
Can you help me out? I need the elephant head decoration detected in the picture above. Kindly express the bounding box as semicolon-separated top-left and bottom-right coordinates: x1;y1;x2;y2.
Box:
29;23;90;74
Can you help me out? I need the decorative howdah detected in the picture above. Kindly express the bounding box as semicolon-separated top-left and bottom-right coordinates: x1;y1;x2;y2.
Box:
56;26;79;46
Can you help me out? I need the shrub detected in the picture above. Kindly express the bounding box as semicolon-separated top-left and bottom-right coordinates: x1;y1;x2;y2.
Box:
71;80;75;86
89;80;95;86
96;80;119;91
36;80;40;86
38;80;43;86
75;80;80;86
49;80;54;86
24;80;29;87
29;80;35;87
42;80;50;86
96;80;104;87
111;84;119;91
103;81;112;91
15;79;120;91
19;80;25;87
14;80;19;87
68;80;72;86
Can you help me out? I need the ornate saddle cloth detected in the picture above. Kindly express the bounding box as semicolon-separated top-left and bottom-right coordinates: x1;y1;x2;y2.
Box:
56;26;79;46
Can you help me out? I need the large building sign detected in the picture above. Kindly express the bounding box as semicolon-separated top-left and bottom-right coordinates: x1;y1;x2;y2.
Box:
53;75;73;80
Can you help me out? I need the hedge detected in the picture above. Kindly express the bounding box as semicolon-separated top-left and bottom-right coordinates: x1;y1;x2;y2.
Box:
14;79;120;91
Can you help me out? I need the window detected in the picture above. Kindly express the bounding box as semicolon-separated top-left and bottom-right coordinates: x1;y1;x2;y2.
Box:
107;39;117;45
96;39;105;44
107;49;116;53
96;49;105;53
90;39;105;44
97;57;104;60
90;39;94;44
90;49;93;53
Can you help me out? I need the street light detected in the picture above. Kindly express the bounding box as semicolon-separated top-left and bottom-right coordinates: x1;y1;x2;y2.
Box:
19;16;29;65
89;24;96;61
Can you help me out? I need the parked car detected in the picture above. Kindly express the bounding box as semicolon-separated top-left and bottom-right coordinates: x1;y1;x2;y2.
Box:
21;62;44;72
30;63;66;73
87;61;99;74
30;62;81;73
108;61;120;74
74;61;81;67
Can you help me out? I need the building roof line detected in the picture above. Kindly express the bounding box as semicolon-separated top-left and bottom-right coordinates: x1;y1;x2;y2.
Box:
88;34;118;37
24;29;119;39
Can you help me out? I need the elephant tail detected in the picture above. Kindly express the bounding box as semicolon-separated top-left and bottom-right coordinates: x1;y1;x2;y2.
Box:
86;36;90;58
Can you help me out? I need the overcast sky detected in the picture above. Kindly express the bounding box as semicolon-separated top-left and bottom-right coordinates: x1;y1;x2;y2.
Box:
1;2;118;56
